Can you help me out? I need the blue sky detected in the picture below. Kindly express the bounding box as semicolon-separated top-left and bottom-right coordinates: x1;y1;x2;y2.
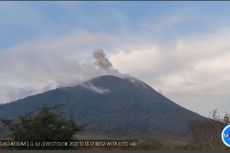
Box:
1;2;230;49
1;2;230;117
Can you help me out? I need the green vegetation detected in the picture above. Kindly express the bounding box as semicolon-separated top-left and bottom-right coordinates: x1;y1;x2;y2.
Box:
0;106;82;141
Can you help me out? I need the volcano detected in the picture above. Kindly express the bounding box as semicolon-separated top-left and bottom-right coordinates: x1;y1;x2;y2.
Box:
0;75;207;141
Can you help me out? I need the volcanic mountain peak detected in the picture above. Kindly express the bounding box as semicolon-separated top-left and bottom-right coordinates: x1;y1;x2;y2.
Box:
84;75;153;91
0;75;207;141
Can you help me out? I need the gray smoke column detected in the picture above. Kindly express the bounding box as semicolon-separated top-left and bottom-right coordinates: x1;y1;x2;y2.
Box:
93;49;119;74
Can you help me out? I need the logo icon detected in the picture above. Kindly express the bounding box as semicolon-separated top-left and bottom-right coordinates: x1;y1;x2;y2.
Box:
221;125;230;147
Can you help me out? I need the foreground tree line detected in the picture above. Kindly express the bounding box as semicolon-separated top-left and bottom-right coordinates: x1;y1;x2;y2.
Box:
0;107;229;150
0;106;83;142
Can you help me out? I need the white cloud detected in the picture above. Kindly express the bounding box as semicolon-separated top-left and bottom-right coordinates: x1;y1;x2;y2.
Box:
0;32;120;103
109;29;230;116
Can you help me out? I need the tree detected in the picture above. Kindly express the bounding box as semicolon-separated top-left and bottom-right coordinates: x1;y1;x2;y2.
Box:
189;109;228;150
0;106;82;141
209;109;220;121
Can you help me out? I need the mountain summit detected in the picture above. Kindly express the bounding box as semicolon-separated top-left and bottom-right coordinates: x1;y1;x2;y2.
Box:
0;75;206;141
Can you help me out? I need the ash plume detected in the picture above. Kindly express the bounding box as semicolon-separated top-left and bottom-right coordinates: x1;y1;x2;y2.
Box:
93;49;119;74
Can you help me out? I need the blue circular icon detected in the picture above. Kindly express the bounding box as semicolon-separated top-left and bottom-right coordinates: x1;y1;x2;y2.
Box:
221;125;230;147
